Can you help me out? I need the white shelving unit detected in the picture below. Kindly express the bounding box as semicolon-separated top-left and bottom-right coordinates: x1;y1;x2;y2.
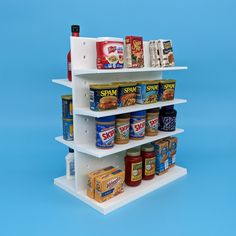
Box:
53;37;188;214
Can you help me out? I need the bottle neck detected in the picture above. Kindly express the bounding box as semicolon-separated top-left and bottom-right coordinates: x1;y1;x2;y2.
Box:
72;32;79;37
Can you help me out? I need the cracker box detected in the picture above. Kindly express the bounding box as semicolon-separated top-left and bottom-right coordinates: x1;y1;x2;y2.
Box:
157;39;175;67
95;169;125;203
149;40;161;67
152;140;169;175
168;137;178;167
87;166;117;199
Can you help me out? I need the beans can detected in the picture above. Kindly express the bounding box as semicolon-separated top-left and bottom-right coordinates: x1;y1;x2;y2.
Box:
63;119;74;141
115;114;130;144
96;116;115;149
62;95;73;119
130;110;146;140
136;81;159;104
96;37;124;69
145;108;159;136
158;80;176;101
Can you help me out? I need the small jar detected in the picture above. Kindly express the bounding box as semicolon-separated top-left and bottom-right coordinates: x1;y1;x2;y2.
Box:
95;116;115;149
145;108;159;136
130;110;146;140
158;105;177;132
141;144;156;180
115;113;130;144
125;148;142;186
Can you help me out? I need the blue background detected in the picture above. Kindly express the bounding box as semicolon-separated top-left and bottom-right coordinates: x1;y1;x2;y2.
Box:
0;0;235;235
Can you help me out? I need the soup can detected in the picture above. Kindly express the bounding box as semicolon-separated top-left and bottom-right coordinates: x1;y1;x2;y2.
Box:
63;118;74;141
62;95;73;119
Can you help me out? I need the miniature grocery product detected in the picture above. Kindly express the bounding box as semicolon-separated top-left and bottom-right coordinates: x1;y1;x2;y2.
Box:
96;116;115;149
115;114;130;144
63;118;73;141
67;25;80;81
157;39;175;67
130;110;146;140
90;84;118;111
125;148;142;186
158;80;176;101
167;137;178;167
125;36;144;68
136;81;159;104
145;108;159;136
87;166;116;199
65;148;75;180
141;144;156;180
149;40;161;67
96;37;124;69
152;140;169;175
62;95;73;119
95;169;125;202
159;105;177;132
113;82;137;107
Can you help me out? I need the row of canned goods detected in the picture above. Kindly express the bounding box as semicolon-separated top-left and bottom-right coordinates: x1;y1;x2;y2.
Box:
96;106;177;149
90;79;176;111
62;95;74;141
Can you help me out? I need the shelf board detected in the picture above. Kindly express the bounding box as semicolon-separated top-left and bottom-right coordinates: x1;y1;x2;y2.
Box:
54;165;187;215
74;66;188;76
76;128;184;158
55;136;74;149
74;98;187;118
52;79;72;88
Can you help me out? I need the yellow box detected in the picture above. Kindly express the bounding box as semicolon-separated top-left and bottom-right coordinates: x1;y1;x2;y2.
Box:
87;166;116;199
95;169;125;203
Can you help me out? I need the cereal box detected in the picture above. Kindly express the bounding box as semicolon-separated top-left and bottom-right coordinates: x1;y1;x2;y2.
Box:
87;166;117;199
152;140;169;175
125;36;144;68
95;169;125;203
157;39;175;67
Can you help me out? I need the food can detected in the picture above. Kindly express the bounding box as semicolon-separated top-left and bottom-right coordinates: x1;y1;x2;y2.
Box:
115;113;130;144
62;95;73;119
145;108;159;136
63;118;74;141
136;81;159;104
113;82;137;107
130;110;146;140
158;80;176;101
90;84;118;111
96;37;124;69
96;116;115;149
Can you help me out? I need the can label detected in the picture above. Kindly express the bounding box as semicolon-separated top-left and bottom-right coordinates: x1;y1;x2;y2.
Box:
96;123;115;148
62;99;73;119
63;119;73;141
131;162;142;182
130;118;145;139
145;157;155;176
136;83;158;104
117;85;136;107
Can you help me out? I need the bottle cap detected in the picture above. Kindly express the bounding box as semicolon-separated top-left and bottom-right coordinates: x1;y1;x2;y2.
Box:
71;25;80;33
96;115;115;123
131;110;146;117
69;148;74;153
141;144;154;152
163;105;174;110
126;148;140;157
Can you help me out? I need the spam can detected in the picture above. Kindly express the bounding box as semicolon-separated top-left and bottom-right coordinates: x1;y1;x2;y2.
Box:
158;80;176;101
63;118;73;141
62;95;73;119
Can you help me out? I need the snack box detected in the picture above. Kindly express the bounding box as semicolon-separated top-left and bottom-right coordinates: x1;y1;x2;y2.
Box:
157;39;175;67
125;36;144;68
95;169;125;203
158;79;176;101
152;140;169;175
149;40;161;67
87;166;117;199
167;137;178;167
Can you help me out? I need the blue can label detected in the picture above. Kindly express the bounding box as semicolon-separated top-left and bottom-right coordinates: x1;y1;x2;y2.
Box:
96;123;115;148
63;119;73;141
129;117;145;139
136;83;158;104
62;98;73;119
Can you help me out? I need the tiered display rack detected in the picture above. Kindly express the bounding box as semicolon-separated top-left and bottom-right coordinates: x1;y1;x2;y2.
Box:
52;37;188;214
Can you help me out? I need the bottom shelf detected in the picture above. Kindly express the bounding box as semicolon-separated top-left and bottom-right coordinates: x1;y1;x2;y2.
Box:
54;165;187;215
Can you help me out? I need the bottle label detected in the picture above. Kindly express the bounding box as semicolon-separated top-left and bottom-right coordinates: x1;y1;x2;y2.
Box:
68;62;71;71
145;157;155;176
70;159;75;176
131;162;142;182
130;118;145;138
160;116;176;131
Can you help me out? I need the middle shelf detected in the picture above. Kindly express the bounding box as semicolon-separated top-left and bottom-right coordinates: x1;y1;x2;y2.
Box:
55;128;184;158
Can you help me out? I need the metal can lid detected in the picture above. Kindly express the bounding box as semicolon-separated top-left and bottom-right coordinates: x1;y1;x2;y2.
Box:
131;110;146;117
62;95;72;100
141;144;154;152
96;115;116;123
126;148;141;157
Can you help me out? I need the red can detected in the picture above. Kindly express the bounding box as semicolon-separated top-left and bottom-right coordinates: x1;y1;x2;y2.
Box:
96;37;124;69
125;148;142;186
141;144;156;180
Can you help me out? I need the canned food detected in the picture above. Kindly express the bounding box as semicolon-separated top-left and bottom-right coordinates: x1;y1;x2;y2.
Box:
96;116;115;149
62;95;73;119
115;114;130;144
145;108;159;136
158;80;176;101
130;110;146;140
136;81;159;104
90;84;118;111
63;119;73;141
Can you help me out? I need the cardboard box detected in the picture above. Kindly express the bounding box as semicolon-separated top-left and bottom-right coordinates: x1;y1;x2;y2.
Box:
168;137;178;167
95;169;125;203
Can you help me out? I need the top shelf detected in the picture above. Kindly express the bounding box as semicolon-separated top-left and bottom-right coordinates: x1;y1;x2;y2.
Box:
74;66;188;76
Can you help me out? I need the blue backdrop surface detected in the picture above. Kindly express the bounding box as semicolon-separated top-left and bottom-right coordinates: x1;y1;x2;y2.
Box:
0;0;236;235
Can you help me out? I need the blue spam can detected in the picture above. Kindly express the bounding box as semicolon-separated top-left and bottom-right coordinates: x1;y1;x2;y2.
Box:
62;95;73;119
96;116;115;149
129;110;146;140
63;118;74;141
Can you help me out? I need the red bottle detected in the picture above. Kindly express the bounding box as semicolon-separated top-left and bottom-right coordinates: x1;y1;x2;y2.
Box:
67;25;80;81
